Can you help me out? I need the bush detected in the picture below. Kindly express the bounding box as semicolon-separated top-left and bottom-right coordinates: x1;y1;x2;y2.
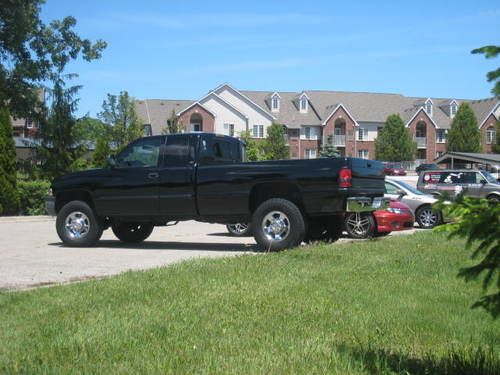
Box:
17;180;51;215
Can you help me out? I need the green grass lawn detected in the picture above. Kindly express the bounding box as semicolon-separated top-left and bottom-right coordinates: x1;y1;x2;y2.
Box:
1;231;499;374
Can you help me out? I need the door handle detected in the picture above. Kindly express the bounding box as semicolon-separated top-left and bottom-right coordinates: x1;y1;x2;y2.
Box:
147;172;159;179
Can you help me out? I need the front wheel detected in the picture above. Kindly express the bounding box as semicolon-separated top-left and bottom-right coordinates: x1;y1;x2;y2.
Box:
226;223;252;237
252;198;305;252
344;212;376;239
56;200;103;247
112;222;154;243
415;205;441;229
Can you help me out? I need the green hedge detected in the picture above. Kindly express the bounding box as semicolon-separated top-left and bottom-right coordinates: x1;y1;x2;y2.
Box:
17;180;51;215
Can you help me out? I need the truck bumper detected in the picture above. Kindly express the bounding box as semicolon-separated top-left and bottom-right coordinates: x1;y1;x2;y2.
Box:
346;196;390;212
45;196;56;216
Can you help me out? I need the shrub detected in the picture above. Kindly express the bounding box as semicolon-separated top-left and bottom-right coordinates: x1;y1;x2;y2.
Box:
17;180;51;215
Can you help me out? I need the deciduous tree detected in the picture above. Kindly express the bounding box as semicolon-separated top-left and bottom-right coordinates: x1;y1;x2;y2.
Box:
446;103;481;153
163;110;183;134
239;130;261;161
259;123;289;160
92;137;111;168
375;114;416;161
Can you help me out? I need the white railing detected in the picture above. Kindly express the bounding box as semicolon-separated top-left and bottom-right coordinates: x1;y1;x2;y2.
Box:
334;135;345;146
415;137;427;148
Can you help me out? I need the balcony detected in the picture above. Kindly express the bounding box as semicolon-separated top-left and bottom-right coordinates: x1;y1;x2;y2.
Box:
415;137;427;148
334;134;346;147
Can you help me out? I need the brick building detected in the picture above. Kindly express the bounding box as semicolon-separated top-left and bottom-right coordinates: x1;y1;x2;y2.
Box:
136;83;499;162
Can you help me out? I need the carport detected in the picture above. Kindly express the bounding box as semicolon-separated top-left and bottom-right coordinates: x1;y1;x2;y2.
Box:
435;152;500;170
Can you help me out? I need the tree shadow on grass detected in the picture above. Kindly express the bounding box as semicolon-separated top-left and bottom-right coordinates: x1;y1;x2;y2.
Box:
336;342;499;375
48;240;257;252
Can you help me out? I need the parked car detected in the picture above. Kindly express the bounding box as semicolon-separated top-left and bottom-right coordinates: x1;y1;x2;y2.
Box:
417;169;500;202
47;133;389;252
226;223;252;237
344;200;414;239
415;163;439;174
385;178;441;228
383;162;407;176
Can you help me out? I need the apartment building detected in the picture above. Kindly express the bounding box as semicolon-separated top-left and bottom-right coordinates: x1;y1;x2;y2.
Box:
136;83;499;162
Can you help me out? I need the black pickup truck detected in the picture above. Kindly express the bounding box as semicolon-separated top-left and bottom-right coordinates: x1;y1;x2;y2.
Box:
47;132;388;251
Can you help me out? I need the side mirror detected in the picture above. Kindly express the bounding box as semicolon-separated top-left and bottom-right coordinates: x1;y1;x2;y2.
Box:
107;155;117;168
480;179;487;185
396;189;406;198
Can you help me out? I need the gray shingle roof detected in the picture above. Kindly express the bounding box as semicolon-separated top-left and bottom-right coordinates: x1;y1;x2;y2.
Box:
136;87;498;132
135;99;193;135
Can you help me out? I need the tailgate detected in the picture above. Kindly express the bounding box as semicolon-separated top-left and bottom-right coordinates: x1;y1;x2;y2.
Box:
349;158;385;196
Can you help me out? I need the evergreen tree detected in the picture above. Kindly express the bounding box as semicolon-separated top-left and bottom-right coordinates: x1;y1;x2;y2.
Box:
375;114;416;161
163;110;183;134
38;78;84;179
0;107;19;215
259;123;289;160
471;45;500;96
99;91;143;151
446;103;481;153
319;134;340;157
92;137;111;168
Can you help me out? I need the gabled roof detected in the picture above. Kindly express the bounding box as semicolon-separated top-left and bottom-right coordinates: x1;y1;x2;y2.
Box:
135;99;193;135
468;98;499;128
176;101;216;117
321;103;359;127
213;83;275;120
199;91;248;120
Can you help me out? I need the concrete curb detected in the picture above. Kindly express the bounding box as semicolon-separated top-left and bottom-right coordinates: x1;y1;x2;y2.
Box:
0;215;54;223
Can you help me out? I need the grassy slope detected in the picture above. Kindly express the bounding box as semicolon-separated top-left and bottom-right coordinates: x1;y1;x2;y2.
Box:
0;231;499;374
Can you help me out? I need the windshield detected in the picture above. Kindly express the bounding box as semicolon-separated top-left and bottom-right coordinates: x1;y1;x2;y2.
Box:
481;171;498;183
392;179;425;195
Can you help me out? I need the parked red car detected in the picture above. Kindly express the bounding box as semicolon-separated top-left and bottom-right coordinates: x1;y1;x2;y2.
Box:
383;162;407;176
344;200;414;238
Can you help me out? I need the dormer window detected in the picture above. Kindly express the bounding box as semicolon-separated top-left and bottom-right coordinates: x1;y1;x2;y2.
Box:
271;93;280;112
450;101;458;117
425;99;433;117
299;93;309;113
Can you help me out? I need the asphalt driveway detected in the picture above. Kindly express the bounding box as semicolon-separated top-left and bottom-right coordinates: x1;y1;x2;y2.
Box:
0;216;416;291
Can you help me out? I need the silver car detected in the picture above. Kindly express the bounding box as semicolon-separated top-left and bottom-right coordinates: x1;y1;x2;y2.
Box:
385;178;441;229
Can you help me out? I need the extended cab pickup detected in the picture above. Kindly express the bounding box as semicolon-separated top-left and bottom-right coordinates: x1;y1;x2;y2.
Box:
47;132;388;251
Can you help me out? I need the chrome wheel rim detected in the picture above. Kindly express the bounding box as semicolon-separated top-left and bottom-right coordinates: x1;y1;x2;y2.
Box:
65;211;90;239
418;208;438;228
228;223;248;234
346;213;371;236
262;211;290;241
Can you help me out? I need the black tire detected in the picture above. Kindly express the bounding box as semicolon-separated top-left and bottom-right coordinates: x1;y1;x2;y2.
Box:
226;223;252;237
344;212;376;239
112;222;154;243
487;194;500;204
415;205;441;229
305;215;342;243
56;200;103;247
252;198;305;252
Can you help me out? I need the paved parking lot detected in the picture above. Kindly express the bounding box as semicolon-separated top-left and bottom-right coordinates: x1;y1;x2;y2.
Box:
0;216;416;291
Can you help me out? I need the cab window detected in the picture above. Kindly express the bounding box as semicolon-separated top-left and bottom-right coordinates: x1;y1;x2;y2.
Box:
116;137;162;168
200;137;240;165
385;182;400;194
163;135;193;167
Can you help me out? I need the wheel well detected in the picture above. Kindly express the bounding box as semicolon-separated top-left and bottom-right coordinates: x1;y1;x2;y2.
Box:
55;190;94;213
487;193;500;199
249;182;303;213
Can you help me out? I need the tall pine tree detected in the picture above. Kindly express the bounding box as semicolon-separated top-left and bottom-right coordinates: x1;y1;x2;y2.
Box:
446;103;481;153
375;114;416;161
0;107;19;214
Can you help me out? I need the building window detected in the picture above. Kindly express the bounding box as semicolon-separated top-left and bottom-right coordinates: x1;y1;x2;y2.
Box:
26;118;33;129
143;124;152;136
425;100;432;117
253;124;264;138
192;123;201;132
450;102;458;117
357;149;369;159
486;126;496;144
305;126;311;140
224;123;235;137
271;94;280;112
358;128;367;141
305;148;316;159
436;129;447;143
300;96;308;112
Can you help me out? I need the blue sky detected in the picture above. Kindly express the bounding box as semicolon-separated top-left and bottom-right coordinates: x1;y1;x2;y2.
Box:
40;0;500;117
